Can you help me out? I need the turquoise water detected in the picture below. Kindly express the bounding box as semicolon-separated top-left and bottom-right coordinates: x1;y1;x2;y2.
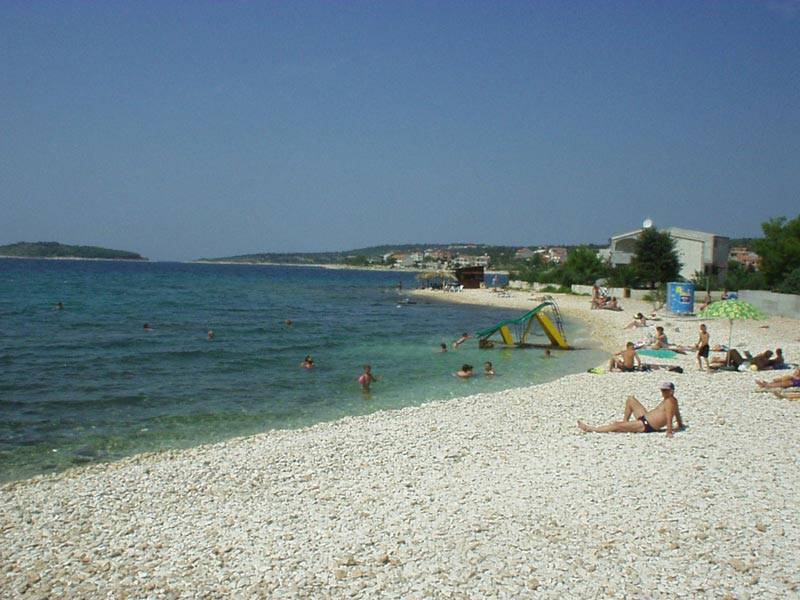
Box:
0;259;603;481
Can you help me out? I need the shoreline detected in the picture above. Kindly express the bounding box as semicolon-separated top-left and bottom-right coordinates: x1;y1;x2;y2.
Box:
2;290;799;597
0;255;148;262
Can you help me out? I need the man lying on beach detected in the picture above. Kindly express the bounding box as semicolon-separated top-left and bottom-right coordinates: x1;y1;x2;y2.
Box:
756;367;800;389
609;342;641;372
577;382;684;437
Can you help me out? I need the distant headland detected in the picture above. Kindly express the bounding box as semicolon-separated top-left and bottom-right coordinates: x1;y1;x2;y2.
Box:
0;242;146;261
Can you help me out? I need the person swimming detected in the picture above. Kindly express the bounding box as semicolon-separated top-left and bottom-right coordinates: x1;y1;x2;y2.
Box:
484;361;495;376
456;364;474;378
358;364;378;391
285;319;293;327
439;343;448;353
56;301;64;310
207;330;215;340
300;355;314;369
453;333;470;348
143;323;153;332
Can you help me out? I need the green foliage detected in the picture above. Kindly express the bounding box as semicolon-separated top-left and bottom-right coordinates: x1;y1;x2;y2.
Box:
343;254;370;266
0;241;143;260
558;246;608;286
724;261;765;291
753;215;800;288
539;284;573;294
642;285;667;309
778;267;800;294
630;228;681;288
607;264;640;289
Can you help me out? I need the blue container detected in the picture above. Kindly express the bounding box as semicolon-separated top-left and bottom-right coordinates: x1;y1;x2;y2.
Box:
667;282;695;314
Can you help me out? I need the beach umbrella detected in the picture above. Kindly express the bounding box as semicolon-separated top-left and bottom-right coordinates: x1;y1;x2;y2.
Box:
696;299;766;364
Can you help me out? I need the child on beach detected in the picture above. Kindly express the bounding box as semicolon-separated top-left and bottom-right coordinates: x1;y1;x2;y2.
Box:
358;364;378;391
695;324;709;370
484;361;495;376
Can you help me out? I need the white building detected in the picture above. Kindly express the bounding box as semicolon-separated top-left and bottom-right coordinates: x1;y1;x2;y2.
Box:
599;226;730;281
452;254;491;268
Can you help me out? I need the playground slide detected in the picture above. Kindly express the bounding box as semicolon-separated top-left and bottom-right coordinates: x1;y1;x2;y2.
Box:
476;301;569;349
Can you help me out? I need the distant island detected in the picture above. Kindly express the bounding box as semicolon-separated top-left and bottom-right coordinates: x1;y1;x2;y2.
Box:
197;243;606;271
0;242;146;261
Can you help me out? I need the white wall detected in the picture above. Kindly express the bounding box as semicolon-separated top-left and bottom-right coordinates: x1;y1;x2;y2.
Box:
738;290;800;319
674;238;704;280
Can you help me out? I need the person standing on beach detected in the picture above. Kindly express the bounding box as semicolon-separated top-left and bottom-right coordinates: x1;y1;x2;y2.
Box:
695;324;710;370
358;364;378;392
577;382;684;438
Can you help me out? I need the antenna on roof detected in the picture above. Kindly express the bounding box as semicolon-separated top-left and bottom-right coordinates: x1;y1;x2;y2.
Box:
642;218;653;229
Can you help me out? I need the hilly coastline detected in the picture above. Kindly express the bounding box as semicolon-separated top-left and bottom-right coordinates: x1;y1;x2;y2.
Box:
0;242;146;261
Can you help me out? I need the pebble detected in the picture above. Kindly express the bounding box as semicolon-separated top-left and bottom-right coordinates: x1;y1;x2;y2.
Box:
1;292;798;598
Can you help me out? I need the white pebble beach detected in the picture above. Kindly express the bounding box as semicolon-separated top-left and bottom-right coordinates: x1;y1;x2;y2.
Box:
2;290;799;599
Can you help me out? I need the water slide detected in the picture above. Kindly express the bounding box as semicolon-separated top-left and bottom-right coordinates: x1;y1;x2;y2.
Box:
475;300;570;349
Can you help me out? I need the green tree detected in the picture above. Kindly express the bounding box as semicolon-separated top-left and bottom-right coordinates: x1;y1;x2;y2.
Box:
779;267;800;294
753;215;800;289
630;228;681;288
558;246;608;286
608;264;641;289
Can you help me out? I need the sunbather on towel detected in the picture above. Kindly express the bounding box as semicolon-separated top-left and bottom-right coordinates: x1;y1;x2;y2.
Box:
608;342;642;372
756;368;800;389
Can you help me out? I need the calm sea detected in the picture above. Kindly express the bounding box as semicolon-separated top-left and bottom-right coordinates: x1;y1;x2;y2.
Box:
0;259;604;481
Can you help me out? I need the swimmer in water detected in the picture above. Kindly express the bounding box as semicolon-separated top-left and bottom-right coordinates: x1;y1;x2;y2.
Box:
484;361;495;376
300;355;314;369
456;364;474;378
143;323;153;332
543;349;552;358
56;301;64;310
358;364;378;391
207;330;215;340
439;343;448;353
285;319;293;327
453;332;470;349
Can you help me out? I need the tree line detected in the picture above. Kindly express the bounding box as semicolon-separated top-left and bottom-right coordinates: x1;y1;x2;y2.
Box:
510;214;800;295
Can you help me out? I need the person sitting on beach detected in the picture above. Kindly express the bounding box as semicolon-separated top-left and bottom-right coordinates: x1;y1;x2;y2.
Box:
623;312;648;329
484;361;495;376
721;288;730;300
577;382;684;438
766;348;784;369
456;364;474;378
453;332;470;348
652;326;668;349
751;350;774;371
358;364;378;391
709;348;746;369
590;284;605;309
698;292;712;312
609;342;642;372
439;342;448;353
300;355;315;369
756;367;800;389
602;296;622;311
695;324;710;370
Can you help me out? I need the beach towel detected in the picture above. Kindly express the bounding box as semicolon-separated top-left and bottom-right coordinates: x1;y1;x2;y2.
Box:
638;349;678;359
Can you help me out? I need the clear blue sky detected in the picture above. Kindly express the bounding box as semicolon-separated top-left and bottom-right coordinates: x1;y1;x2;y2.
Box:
2;1;798;260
